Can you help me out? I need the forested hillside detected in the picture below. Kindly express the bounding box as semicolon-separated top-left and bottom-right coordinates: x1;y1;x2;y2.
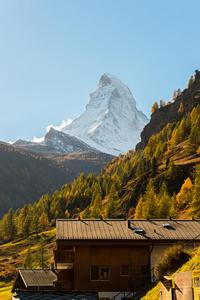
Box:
1;70;200;244
1;71;200;292
0;143;76;218
137;70;200;149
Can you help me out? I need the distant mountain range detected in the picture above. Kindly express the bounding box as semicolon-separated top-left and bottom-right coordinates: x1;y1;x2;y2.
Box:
13;127;97;155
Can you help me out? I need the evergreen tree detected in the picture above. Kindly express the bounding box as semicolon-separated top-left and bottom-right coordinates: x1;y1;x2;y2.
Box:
90;194;102;219
178;103;184;114
38;213;50;232
158;184;171;218
6;208;17;240
160;100;165;108
187;75;194;88
143;180;158;219
36;236;50;268
106;195;118;219
82;206;91;219
134;196;144;219
151;102;158;114
169;193;178;218
151;156;157;173
167;161;179;182
190;165;200;218
23;246;33;268
186;126;200;155
172;90;177;101
176;177;193;210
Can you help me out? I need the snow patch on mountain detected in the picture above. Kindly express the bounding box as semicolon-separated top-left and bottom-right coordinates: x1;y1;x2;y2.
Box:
62;73;149;155
13;128;97;154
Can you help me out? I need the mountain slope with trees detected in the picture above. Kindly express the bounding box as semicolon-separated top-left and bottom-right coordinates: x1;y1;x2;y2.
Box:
1;71;200;242
0;143;76;218
1;70;200;290
137;70;200;150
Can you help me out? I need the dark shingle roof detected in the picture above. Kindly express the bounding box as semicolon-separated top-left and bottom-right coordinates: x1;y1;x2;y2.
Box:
13;291;98;300
56;219;200;242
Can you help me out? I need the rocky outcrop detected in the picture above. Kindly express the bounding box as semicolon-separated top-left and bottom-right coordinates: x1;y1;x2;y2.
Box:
136;73;200;150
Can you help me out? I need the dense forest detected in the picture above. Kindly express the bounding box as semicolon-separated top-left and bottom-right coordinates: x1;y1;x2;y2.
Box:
1;70;200;244
0;143;76;218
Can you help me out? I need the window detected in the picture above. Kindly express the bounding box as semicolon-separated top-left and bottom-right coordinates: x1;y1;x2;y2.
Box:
121;265;130;276
101;266;109;281
91;266;99;281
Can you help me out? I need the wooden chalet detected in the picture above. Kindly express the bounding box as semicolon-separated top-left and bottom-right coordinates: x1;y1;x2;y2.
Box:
54;219;200;299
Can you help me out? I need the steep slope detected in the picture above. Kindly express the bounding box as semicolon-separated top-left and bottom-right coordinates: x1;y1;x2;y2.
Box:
62;73;149;155
0;143;76;218
137;73;200;150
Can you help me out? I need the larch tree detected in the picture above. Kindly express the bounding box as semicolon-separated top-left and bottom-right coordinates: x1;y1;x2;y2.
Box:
187;75;194;88
134;196;144;219
36;236;50;269
190;165;200;218
176;177;193;210
151;102;158;114
38;213;50;232
172;90;177;101
23;246;33;269
142;180;158;219
6;208;17;240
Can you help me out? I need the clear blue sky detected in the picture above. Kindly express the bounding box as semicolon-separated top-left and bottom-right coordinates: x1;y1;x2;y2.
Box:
0;0;200;142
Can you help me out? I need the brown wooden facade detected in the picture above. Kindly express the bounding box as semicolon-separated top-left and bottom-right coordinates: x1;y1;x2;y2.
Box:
53;219;200;294
54;241;150;292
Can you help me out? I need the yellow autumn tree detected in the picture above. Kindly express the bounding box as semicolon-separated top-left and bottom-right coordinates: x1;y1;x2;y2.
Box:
151;102;158;114
38;213;50;232
176;177;193;210
134;196;144;219
178;103;184;114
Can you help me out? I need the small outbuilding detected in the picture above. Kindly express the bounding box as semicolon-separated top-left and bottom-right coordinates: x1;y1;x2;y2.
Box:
11;269;57;292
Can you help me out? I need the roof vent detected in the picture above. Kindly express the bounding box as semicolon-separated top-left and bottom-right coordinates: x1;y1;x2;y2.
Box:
163;222;170;227
134;228;143;233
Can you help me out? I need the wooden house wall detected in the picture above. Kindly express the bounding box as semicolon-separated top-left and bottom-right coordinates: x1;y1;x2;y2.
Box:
71;245;150;291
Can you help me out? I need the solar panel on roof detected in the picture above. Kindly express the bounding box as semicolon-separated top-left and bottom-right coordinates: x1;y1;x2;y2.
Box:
134;228;143;233
163;223;170;227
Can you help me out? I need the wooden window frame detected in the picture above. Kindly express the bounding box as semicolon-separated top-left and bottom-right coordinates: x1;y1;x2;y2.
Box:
101;265;109;281
121;265;130;276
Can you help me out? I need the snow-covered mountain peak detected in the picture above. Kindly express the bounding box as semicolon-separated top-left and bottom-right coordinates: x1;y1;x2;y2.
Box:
62;74;149;155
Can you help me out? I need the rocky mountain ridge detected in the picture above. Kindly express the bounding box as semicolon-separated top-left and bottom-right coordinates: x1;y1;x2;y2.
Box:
137;74;200;150
62;73;149;155
13;127;97;155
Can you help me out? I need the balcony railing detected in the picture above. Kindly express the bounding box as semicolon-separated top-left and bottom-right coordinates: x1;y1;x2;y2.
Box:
54;280;74;291
54;249;75;263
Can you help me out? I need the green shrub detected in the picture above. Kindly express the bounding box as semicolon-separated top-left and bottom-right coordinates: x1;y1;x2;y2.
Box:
154;244;190;279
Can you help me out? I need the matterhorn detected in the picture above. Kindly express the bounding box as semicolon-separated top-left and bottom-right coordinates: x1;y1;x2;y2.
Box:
62;73;149;156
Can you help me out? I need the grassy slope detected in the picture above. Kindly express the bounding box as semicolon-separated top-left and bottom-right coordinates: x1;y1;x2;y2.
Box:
0;286;12;300
141;246;200;300
0;228;56;297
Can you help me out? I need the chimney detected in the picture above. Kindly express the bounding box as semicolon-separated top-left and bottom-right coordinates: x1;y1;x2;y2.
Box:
127;220;131;229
